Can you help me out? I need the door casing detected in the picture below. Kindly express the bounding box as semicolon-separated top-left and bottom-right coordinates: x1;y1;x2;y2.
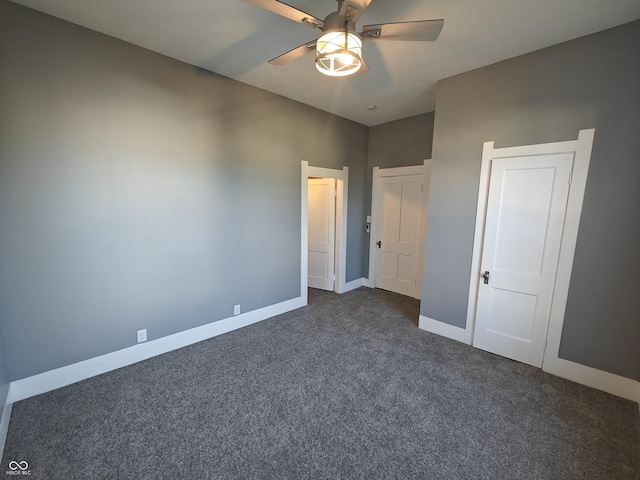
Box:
467;129;595;373
300;162;349;301
366;161;431;299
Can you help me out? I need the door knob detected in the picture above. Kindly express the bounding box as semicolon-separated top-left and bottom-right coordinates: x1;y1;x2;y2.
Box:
376;241;382;248
482;271;490;284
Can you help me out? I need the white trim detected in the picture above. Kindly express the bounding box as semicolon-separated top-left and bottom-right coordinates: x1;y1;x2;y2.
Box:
544;356;640;403
378;165;425;177
342;277;364;293
368;164;428;296
418;315;468;344
420;318;640;403
305;163;349;294
10;296;305;402
301;161;309;304
367;166;381;288
416;160;431;300
464;142;495;345
541;130;594;370
0;389;12;458
306;166;343;178
534;130;639;402
491;139;581;158
307;165;345;180
335;167;349;294
463;129;640;401
467;130;594;347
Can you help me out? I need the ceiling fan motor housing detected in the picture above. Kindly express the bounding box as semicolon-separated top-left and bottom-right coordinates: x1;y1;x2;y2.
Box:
323;11;356;31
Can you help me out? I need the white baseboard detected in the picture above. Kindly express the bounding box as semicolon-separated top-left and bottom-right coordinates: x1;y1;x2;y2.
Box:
7;295;638;422
0;387;12;458
339;278;364;294
420;316;640;404
362;277;374;288
418;315;469;344
543;355;640;403
10;296;306;403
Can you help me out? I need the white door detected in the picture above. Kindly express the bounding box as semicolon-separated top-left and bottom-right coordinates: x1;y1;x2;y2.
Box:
308;178;336;291
473;153;573;367
375;174;423;297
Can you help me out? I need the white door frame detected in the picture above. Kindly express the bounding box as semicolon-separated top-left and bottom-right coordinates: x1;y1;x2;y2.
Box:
366;160;431;299
301;161;349;299
466;129;594;352
465;129;638;401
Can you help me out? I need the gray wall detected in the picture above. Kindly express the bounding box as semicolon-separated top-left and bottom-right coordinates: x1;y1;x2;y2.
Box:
422;20;640;380
364;112;435;274
0;1;368;380
368;112;435;169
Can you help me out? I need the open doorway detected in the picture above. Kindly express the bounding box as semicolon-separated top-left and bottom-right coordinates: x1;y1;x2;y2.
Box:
300;162;349;299
308;177;336;291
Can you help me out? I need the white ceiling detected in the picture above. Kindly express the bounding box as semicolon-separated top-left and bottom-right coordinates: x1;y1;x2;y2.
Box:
10;0;640;126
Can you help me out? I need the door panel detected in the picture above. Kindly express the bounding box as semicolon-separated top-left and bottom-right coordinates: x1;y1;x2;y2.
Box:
308;251;329;279
375;174;422;297
486;288;537;341
382;183;401;241
397;255;412;283
493;167;555;275
473;153;573;367
308;178;335;291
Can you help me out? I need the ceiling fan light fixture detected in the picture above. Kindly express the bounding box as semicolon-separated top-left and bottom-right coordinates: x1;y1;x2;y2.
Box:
315;30;362;77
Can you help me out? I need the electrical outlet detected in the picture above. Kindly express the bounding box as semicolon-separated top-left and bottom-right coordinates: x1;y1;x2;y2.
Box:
234;304;241;316
137;329;147;343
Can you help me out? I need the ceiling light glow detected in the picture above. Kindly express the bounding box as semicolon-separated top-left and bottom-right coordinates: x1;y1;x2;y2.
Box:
316;30;362;77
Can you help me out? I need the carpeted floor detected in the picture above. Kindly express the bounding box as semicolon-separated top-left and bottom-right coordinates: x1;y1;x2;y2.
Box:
2;287;639;479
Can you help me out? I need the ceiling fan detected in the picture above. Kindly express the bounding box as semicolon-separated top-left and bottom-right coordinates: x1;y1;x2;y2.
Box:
243;0;444;77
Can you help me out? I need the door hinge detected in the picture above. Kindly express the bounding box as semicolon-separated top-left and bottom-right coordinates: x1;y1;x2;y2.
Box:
334;190;338;197
568;170;573;186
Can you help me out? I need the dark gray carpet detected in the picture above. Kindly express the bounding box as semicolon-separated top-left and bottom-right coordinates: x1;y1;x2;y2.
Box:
3;287;639;479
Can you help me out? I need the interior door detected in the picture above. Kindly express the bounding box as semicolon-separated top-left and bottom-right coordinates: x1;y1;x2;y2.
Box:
308;178;336;291
473;153;573;367
375;174;423;297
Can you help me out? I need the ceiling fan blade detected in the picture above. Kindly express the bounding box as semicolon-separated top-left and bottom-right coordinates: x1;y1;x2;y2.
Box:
243;0;324;29
361;19;444;41
338;0;373;24
268;40;317;65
